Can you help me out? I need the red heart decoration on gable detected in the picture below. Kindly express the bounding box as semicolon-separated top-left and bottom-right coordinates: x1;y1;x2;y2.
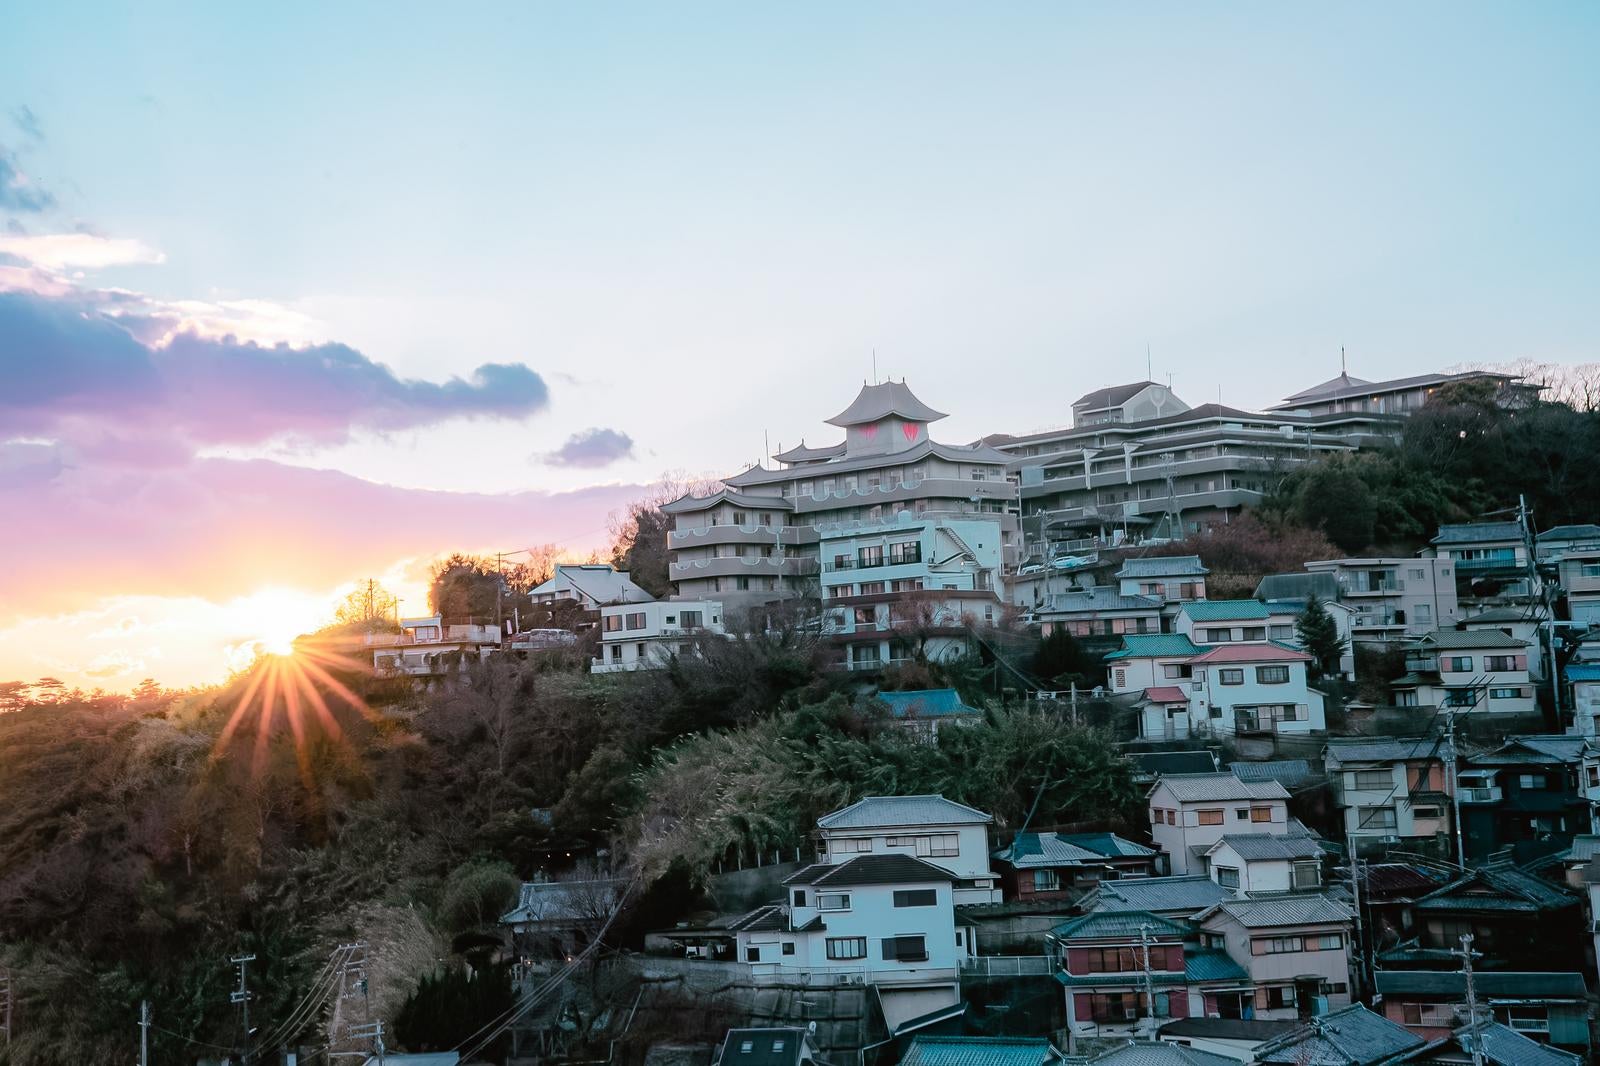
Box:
902;423;920;442
860;424;878;441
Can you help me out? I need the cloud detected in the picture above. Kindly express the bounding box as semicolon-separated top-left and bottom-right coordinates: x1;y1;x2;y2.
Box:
0;142;54;212
0;232;164;269
543;427;636;468
11;106;44;144
0;289;552;451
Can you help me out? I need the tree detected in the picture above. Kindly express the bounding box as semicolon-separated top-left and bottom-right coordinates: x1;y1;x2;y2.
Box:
609;476;721;599
1295;598;1347;680
428;554;500;620
1031;627;1101;688
1290;463;1376;553
1143;513;1340;597
394;963;515;1056
334;579;399;630
437;860;521;937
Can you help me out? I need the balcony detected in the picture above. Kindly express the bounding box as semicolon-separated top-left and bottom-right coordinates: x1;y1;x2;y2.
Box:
1458;786;1502;804
668;556;820;580
824;552;923;573
669;523;818;548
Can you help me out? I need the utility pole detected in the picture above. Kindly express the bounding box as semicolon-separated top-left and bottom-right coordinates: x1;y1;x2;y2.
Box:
1446;712;1467;870
495;551;504;635
1451;933;1486;1066
352;1020;386;1066
1;966;12;1048
1344;855;1367;1002
139;1000;150;1066
231;953;256;1058
1137;923;1158;1037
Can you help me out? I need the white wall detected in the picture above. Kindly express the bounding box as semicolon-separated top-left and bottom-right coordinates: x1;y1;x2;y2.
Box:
818;823;999;903
1147;789;1288;876
739;878;958;979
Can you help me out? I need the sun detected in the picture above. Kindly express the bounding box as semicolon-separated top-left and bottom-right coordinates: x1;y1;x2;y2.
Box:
241;587;323;659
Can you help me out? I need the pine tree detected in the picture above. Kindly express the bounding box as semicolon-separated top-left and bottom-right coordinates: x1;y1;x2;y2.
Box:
1296;597;1348;679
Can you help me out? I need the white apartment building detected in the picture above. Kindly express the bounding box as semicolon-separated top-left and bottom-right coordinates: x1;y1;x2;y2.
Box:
815;795;1001;904
1324;736;1452;851
592;600;725;673
1301;557;1459;645
1189;644;1327;738
1557;549;1600;625
368;616;501;677
1393;630;1535;715
1147;773;1294;876
662;381;1016;625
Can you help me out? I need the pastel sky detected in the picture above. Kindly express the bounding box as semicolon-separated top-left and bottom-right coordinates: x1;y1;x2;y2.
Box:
2;4;1597;689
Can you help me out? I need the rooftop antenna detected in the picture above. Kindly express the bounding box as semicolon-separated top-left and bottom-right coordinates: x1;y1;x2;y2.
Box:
1341;345;1347;376
872;348;878;385
1146;343;1152;383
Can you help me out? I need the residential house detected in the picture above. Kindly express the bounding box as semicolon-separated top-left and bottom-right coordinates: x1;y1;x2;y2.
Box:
1201;832;1325;894
1051;911;1250;1043
1404;860;1583;972
1034;587;1164;647
1429;523;1538;607
1569;664;1600;737
1250;1003;1424;1065
1194;895;1356;1019
1393;630;1534;716
1088;1043;1238;1066
1406;1019;1583;1065
1457;736;1590;863
899;1035;1063;1066
501;878;623;958
1373;970;1590;1055
592;599;725;673
1107;635;1202;701
1174;600;1275;647
1154;1018;1301;1062
1536;524;1600;566
1302;556;1459;645
1258;597;1358;680
1146;773;1293;876
1555;548;1600;625
1129;751;1220;788
814;795;1001;904
1078;875;1235;921
713;1027;826;1066
527;563;651;614
871;689;985;740
367;615;501;677
1189;644;1326;738
1324;736;1453;857
991;832;1158;903
1269;369;1540;417
1115;557;1209;618
1457;606;1549;680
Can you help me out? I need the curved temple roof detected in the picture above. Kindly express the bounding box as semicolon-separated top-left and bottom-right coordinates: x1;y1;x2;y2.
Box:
826;380;948;427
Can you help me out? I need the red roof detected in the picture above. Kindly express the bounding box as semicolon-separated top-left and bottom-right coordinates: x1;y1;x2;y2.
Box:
1189;643;1311;664
1142;686;1189;704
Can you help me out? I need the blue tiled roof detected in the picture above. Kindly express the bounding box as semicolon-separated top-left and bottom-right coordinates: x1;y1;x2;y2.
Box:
874;689;985;719
1183;948;1249;983
1052;910;1188;940
1567;664;1600;682
1055;833;1157;859
1115;555;1209;578
1105;634;1200;660
995;831;1155;869
901;1035;1062;1066
1181;599;1271;622
1253;1004;1423;1064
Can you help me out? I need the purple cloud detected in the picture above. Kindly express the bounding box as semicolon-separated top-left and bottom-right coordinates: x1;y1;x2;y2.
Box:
543;427;635;468
0;290;550;451
0;143;53;212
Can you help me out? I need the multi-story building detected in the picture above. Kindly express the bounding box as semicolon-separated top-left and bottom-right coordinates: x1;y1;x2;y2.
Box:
367;615;501;677
1193;896;1355;1020
1556;548;1600;625
1393;630;1535;715
1300;556;1459;645
1457;736;1592;863
1189;644;1327;738
662;380;1015;641
1146;773;1294;876
1200;832;1325;894
592;600;725;673
1268;368;1540;417
1033;587;1163;647
1429;522;1538;607
1375;970;1591;1055
814;795;1001;904
1568;663;1600;737
1537;524;1600;566
527;563;652;612
1324;736;1453;856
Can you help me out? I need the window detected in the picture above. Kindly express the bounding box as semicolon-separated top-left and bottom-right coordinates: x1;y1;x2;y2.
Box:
1252;936;1304;955
816;893;851;911
899;833;960;857
1242;627;1266;641
1235;808;1249;819
1033;870;1060;892
608;644;621;661
1215;865;1240;889
636;642;646;659
893;889;938;908
1151;807;1163;824
1257;665;1290;684
1402;1003;1458;1026
746;947;760;962
1443;689;1477;707
792;890;806;907
1358;806;1397;829
1166;810;1176;825
1292;862;1321;890
1444;655;1474;672
1490;687;1522;699
603;614;623;633
1089;992;1142;1022
881;935;927;962
736;577;750;591
826;937;866;960
781;942;795;956
888;541;921;564
1258;986;1297;1010
858;581;885;596
1518;773;1546;790
625;611;647;630
1197;809;1224;825
835;837;872;853
1413;806;1440;818
858;546;884;568
680;610;702;629
1269;624;1294;639
1206;629;1235;643
1415;604;1432;623
1219;668;1244;686
1250;806;1274;823
740;1041;755;1053
1352;770;1392;790
1499;1006;1550;1034
1484;655;1517;672
1163;663;1192;679
1113;668;1127;689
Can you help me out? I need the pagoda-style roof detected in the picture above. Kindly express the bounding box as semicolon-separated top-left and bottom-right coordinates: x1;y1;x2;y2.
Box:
772;440;846;463
826;380;948;427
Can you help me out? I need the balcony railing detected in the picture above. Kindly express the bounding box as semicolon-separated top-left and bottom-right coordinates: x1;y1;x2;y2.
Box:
1458;786;1502;804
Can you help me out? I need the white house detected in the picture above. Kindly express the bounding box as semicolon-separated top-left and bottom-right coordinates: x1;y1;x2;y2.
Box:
367;616;501;677
1302;556;1460;644
527;563;652;610
1194;895;1356;1020
1201;832;1324;894
1106;634;1203;696
1189;644;1326;737
1568;664;1600;739
592;600;725;673
1147;773;1293;876
1557;549;1600;625
1393;629;1535;715
1114;556;1209;617
815;795;1001;904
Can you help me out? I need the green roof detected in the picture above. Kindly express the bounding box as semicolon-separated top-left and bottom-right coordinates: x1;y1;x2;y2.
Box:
1182;599;1271;622
1105;634;1200;660
1183;948;1250;983
901;1036;1060;1066
1053;910;1188;940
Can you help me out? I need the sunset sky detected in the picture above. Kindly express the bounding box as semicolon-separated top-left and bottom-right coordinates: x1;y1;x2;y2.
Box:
3;4;1597;690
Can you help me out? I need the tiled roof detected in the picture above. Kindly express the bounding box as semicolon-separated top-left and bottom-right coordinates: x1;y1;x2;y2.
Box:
994;831;1154;869
1431;521;1525;545
723;904;787;932
1539;524;1600;542
818;794;992;829
1325;735;1446;764
874;689;985;720
1141;686;1189;704
1361;863;1448;898
1181;599;1271;622
1073;381;1158;411
783;853;958;888
1130;751;1218;777
1188;643;1310;664
1151;772;1290;802
1209;832;1323;861
1105;634;1201;660
1567;664;1600;682
1083;875;1233;916
1228;759;1314;787
1204;894;1353;928
1461;606;1547;625
1157;1019;1300;1042
1042;587;1163;614
1088;1043;1236;1066
1252;1004;1422;1064
718;1028;812;1066
1459;1020;1584;1065
826;380;948;427
1476;734;1588;765
1413;864;1577;913
502;879;624;924
1182;948;1249;983
1407;629;1528;650
772;440;845;463
1374;970;1586;999
1282;371;1373;402
900;1035;1061;1066
527;563;655;604
1115;555;1209;579
660;488;796;515
1052;910;1188;941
